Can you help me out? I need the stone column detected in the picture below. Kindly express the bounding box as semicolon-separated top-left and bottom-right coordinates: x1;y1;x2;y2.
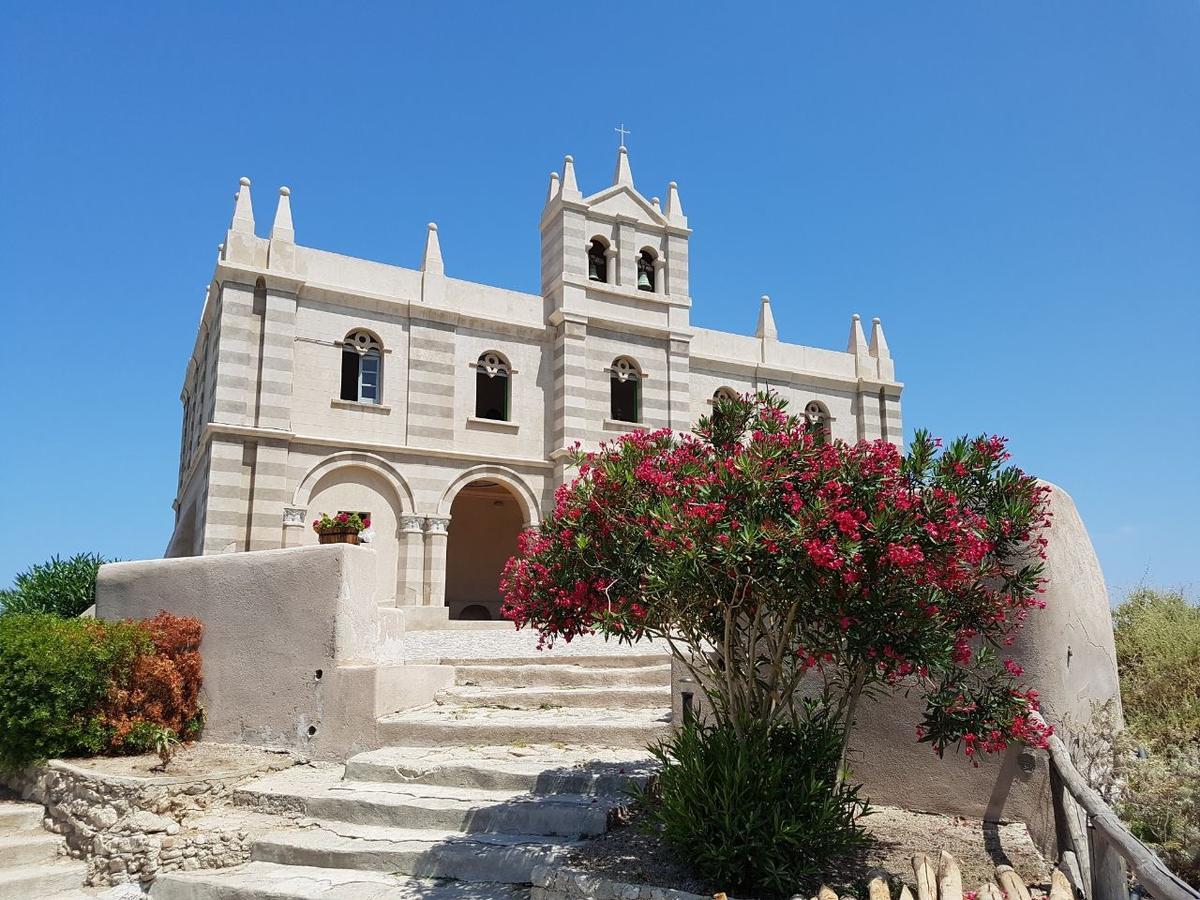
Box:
398;515;427;606
653;257;666;296
282;507;307;548
604;247;618;287
422;515;451;612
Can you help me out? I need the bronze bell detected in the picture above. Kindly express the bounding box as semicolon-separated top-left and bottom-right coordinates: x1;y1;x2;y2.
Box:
588;255;602;281
637;266;652;290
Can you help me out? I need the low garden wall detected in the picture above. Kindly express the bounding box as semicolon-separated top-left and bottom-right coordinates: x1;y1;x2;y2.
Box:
95;544;454;760
2;751;289;886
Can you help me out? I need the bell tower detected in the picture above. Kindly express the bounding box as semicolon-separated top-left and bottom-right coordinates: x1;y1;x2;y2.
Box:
539;146;694;464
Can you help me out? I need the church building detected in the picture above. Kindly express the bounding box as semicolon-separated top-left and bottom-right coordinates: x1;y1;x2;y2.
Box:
167;147;903;624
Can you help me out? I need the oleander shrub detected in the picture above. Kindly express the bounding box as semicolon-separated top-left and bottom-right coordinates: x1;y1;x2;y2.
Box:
641;709;870;897
0;611;204;771
1113;588;1200;750
0;552;112;618
0;614;149;769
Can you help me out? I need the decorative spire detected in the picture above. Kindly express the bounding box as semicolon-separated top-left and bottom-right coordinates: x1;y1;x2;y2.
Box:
651;196;661;213
421;222;444;275
869;317;890;358
665;181;686;225
230;176;254;234
560;155;581;200
545;171;560;205
271;186;294;242
613;146;634;187
847;314;869;356
756;295;778;340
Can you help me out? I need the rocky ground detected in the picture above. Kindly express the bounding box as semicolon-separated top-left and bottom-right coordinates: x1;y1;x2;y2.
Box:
570;804;1051;898
60;743;295;779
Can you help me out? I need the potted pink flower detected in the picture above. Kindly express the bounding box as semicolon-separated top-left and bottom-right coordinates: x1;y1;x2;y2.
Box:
312;512;370;545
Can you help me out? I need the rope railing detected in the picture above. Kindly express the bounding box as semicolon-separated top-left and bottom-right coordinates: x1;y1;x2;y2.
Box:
1032;712;1197;900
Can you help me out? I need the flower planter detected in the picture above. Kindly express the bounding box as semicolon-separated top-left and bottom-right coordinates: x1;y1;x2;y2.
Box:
318;529;360;545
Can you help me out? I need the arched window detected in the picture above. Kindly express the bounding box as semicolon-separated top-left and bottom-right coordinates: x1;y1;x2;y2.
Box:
340;330;382;404
713;387;738;403
804;400;831;444
474;351;510;421
637;249;656;292
610;357;641;423
587;238;609;283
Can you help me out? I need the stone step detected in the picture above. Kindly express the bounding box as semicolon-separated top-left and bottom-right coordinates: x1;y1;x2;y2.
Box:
253;821;573;883
0;860;87;900
344;745;656;793
150;861;530;899
453;662;671;689
236;768;616;837
0;801;44;832
0;831;62;866
436;684;670;710
376;705;672;749
439;654;668;669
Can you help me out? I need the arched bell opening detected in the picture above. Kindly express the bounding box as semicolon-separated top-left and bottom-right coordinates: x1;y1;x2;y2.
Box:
444;479;525;621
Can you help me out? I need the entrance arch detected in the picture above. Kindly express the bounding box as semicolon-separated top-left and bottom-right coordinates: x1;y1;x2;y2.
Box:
444;480;525;620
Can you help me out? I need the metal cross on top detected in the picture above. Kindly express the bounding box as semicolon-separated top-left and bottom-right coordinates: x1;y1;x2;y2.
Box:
614;123;631;149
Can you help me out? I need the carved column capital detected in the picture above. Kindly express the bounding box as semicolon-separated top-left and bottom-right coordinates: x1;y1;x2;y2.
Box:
423;515;451;535
283;507;306;526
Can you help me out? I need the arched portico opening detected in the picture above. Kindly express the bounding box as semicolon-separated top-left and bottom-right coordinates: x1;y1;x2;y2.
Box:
444;480;525;621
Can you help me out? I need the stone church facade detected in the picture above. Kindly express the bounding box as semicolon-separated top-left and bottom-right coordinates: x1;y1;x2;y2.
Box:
167;148;903;623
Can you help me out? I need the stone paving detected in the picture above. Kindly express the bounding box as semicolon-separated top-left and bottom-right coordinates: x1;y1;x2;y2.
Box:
399;627;668;662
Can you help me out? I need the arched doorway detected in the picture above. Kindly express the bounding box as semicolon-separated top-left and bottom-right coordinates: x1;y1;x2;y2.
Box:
444;480;524;621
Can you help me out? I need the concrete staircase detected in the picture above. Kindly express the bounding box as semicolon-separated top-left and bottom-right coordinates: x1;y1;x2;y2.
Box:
0;797;87;899
151;654;672;899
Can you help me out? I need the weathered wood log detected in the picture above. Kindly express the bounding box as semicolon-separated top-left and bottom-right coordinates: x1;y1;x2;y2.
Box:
937;850;963;900
912;853;937;900
977;883;1004;900
867;870;892;900
995;864;1032;900
898;885;915;900
1049;869;1074;900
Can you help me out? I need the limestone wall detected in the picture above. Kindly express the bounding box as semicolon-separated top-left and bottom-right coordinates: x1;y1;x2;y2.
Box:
95;544;453;760
2;757;282;887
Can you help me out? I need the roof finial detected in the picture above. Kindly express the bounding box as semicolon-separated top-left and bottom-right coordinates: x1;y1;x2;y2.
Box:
847;313;869;356
756;295;778;340
869;317;891;359
613;145;634;187
665;181;686;225
421;222;444;275
271;186;294;242
545;171;560;205
230;176;254;234
561;154;581;200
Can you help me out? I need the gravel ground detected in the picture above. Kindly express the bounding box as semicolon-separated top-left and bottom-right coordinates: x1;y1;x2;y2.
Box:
58;743;296;779
570;804;1051;899
401;627;669;661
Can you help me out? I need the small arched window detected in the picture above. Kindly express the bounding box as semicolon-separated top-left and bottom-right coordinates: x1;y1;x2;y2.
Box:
637;249;656;292
610;357;641;423
713;387;738;403
804;401;831;445
587;238;609;283
341;330;382;404
474;351;510;421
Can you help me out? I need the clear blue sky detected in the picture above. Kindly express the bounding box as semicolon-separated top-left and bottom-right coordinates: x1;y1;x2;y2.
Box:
1;3;1196;601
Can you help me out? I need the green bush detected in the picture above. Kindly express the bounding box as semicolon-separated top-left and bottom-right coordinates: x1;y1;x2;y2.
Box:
1119;743;1200;887
640;709;871;897
0;613;148;770
1113;588;1200;749
0;553;112;618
